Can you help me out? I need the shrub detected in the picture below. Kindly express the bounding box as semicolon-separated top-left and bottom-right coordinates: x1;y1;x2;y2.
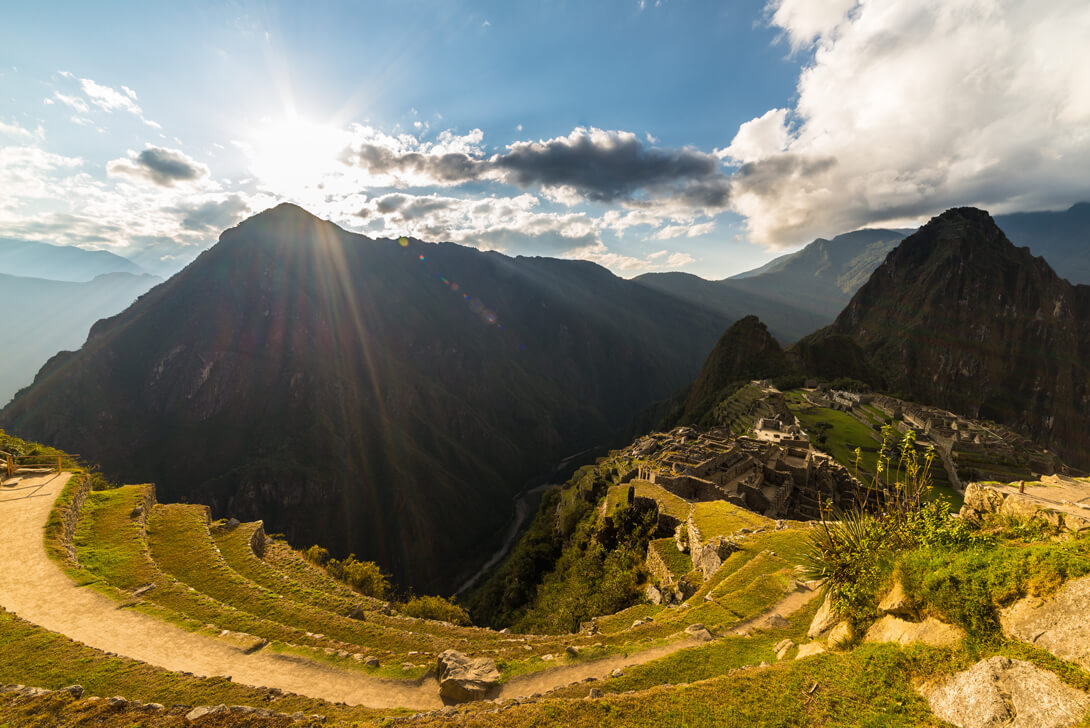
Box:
328;556;389;598
399;595;471;625
304;545;330;566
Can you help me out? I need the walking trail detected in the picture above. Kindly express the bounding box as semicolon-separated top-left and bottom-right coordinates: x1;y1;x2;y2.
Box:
0;472;440;711
0;472;813;710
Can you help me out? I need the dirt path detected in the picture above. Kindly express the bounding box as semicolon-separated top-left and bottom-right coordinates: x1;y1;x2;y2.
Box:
0;473;442;711
498;638;702;698
730;586;821;635
501;587;822;698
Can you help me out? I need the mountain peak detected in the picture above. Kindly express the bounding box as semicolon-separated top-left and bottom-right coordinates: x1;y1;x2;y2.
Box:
677;315;788;425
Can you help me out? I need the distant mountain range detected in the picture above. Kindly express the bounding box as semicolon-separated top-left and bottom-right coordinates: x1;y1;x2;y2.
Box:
0;238;148;282
637;202;1090;346
0;204;730;593
0;272;161;406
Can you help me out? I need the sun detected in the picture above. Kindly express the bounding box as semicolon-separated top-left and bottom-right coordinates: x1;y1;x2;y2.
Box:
246;114;351;201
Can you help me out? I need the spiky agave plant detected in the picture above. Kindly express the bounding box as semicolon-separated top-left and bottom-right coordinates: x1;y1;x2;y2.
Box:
802;426;940;621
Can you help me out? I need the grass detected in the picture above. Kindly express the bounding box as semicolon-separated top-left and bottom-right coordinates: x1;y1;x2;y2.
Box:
0;608;387;723
791;406;880;474
146;503;463;670
406;644;958;727
547;597;820;699
899;531;1090;638
649;538;691;580
605;480;691;522
690;501;771;539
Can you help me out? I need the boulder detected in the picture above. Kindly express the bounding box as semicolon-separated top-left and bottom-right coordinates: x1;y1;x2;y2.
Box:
436;650;500;703
877;580;915;618
692;536;738;578
795;642;826;659
808;594;838;638
864;615;964;648
1000;576;1090;670
645;583;663;605
685;623;714;642
921;656;1090;728
775;638;796;660
185;705;228;721
963;483;1006;515
827;620;854;649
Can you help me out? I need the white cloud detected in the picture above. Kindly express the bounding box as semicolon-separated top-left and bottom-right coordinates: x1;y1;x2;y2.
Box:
768;0;859;50
0;120;44;141
54;73;161;129
52;92;89;114
728;0;1090;247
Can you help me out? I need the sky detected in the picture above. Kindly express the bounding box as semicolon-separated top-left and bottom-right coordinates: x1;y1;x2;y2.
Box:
1;0;1088;279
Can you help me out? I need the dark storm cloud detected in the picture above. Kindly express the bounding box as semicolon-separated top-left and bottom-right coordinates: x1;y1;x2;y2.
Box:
341;127;731;209
107;146;209;187
493;130;728;205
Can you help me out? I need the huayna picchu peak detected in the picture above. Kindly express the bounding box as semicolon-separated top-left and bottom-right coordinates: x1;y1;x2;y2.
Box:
817;207;1090;468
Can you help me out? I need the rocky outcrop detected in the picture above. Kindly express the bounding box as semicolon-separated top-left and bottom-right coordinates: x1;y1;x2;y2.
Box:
1000;576;1090;670
795;642;826;659
827;621;854;649
877;579;915;618
864;616;964;648
921;656;1090;728
960;481;1090;533
691;535;738;579
436;650;499;703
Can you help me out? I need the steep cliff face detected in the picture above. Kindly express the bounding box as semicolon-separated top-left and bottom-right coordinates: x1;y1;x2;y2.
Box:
0;204;728;592
830;207;1090;467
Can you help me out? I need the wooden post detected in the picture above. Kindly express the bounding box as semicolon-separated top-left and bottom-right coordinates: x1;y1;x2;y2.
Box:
57;456;63;473
5;453;12;480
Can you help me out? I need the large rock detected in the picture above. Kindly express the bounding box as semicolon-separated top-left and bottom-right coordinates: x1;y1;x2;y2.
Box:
795;642;826;659
1000;576;1090;670
963;482;1006;515
827;620;854;649
692;536;738;579
808;593;838;638
877;580;915;618
922;656;1090;728
864;615;964;648
436;650;499;703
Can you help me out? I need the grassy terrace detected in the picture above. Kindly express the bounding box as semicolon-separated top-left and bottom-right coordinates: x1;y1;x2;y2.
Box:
69;484;668;682
147;503;474;668
690;500;772;539
596;528;812;644
73;486;328;650
0;609;387;723
215;523;579;653
605;480;691;522
649;538;691;580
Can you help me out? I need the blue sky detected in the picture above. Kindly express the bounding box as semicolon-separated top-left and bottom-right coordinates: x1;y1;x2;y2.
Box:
2;1;1088;277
